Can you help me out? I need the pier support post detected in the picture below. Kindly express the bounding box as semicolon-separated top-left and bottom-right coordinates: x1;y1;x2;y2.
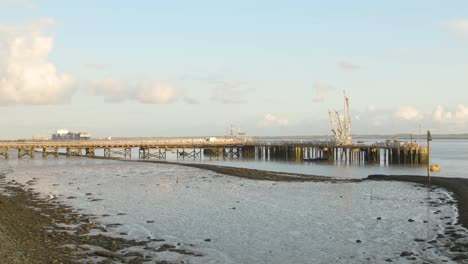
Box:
0;147;8;159
18;148;35;159
66;148;82;157
177;148;200;159
124;148;131;159
103;148;132;159
103;148;111;158
43;147;59;158
139;147;166;159
139;147;148;159
85;148;95;157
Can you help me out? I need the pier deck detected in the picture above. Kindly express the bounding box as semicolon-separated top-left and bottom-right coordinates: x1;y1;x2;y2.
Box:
0;138;428;165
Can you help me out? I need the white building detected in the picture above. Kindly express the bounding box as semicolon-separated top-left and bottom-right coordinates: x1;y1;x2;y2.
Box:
56;129;69;135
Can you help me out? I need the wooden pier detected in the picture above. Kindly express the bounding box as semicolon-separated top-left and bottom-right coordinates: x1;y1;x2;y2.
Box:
0;138;428;165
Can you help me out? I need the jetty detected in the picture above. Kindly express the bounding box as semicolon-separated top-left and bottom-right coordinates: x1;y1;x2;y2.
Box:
0;138;428;165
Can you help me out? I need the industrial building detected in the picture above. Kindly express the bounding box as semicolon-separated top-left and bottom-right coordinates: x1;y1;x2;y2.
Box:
51;129;91;140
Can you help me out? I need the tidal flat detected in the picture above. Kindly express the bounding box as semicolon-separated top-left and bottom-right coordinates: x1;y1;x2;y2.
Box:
0;157;467;263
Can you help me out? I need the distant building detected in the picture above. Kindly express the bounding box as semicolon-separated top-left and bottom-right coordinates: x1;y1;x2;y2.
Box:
56;129;69;135
51;129;91;140
32;134;47;140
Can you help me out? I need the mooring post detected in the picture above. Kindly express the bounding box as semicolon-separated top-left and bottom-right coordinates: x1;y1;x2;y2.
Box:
427;130;432;181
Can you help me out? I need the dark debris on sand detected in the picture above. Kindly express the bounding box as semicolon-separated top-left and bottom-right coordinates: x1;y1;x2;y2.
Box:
0;172;200;263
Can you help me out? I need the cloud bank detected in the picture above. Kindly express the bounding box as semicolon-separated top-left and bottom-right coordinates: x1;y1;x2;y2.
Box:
433;104;468;124
85;79;184;104
395;106;423;121
136;82;177;104
0;18;75;105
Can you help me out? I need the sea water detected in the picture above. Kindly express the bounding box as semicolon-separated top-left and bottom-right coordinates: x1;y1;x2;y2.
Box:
141;138;468;179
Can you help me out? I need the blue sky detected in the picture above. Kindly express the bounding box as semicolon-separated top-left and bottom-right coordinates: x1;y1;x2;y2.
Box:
0;0;467;139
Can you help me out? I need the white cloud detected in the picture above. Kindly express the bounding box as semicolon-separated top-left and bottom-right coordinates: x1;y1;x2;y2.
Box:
433;104;468;124
367;105;376;112
312;81;334;102
85;78;199;104
211;81;248;104
455;104;468;123
258;113;289;127
85;79;130;103
433;105;452;122
0;18;75;105
448;19;468;35
395;106;423;121
339;61;360;70
136;82;177;104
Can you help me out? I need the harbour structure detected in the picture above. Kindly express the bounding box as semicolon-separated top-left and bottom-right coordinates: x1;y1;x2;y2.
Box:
0;138;428;165
51;129;91;140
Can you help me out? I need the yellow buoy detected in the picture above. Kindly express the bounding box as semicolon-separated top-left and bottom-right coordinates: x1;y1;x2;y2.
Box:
430;164;441;172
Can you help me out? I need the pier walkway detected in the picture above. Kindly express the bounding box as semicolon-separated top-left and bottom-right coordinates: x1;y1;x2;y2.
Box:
0;138;428;165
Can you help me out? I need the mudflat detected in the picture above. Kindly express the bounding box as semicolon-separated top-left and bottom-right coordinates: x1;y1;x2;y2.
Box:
2;161;468;262
366;175;468;229
0;172;198;263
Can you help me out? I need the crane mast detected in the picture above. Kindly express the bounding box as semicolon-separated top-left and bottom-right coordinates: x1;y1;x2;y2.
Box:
328;91;352;145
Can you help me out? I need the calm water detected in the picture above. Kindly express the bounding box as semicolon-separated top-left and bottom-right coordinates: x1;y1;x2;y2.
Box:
174;139;468;179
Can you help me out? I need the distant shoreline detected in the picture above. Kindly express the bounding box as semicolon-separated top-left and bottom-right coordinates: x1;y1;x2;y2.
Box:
2;133;468;141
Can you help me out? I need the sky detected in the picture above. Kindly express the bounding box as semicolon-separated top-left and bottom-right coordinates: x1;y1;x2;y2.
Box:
0;0;467;139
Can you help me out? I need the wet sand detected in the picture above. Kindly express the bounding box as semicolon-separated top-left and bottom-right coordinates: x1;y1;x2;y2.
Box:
124;158;362;182
0;171;198;263
366;175;468;230
1;158;468;262
131;159;468;230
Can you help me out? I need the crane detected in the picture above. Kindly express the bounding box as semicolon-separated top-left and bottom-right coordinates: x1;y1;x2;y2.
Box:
328;91;351;145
